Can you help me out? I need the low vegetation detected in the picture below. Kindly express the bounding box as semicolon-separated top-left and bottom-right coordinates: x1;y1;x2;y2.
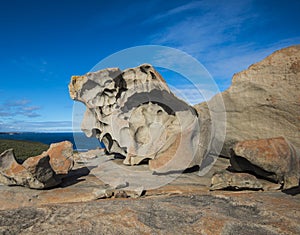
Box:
0;139;49;163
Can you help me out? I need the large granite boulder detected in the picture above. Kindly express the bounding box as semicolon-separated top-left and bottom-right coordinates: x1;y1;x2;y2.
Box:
69;64;201;172
0;141;74;189
230;137;300;190
195;45;300;158
210;137;300;191
0;149;60;189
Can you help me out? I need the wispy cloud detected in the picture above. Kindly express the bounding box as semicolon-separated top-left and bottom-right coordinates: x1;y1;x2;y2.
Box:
203;38;300;89
5;99;30;106
144;1;204;24
0;99;41;118
150;47;221;105
170;83;216;105
0;110;11;117
0;120;72;132
150;1;255;47
22;106;40;111
145;0;300;94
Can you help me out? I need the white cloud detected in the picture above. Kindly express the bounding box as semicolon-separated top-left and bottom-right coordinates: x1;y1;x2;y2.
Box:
144;1;204;24
5;99;30;106
146;0;300;91
0;99;41;119
170;83;216;105
0;120;73;132
22;106;41;111
204;38;300;89
144;0;258;91
151;1;255;48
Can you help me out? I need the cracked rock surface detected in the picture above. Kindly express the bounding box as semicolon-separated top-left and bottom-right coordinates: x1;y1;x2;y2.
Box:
0;193;299;235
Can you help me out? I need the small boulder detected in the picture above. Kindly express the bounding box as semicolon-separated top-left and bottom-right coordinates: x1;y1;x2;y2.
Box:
114;190;128;198
0;141;74;189
23;154;61;188
46;141;74;175
210;171;263;191
0;149;58;189
230;137;300;190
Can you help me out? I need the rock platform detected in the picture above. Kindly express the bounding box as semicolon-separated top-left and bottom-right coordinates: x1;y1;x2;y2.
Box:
0;156;299;234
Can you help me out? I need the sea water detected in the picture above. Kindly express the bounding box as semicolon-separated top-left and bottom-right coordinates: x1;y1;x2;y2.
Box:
0;132;102;151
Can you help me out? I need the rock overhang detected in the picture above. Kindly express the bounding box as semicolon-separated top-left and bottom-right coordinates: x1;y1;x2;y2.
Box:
69;64;202;173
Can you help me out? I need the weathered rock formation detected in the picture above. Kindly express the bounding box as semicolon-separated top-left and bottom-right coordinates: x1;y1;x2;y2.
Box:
45;141;74;174
69;64;201;172
0;149;58;189
69;45;300;182
0;155;299;234
0;141;74;189
210;137;300;191
195;45;300;158
230;137;300;190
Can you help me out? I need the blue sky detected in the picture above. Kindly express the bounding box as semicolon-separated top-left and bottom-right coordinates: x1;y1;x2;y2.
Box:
0;0;299;132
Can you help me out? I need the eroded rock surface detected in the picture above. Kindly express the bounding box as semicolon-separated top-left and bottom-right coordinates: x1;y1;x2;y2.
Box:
46;141;74;174
0;141;74;189
69;64;200;172
0;193;299;235
195;45;300;158
0;149;60;189
73;148;105;164
0;155;299;234
230;137;300;190
210;137;300;191
210;171;263;191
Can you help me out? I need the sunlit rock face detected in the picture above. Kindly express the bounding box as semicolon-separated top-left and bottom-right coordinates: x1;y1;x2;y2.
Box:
195;45;300;158
0;141;74;189
69;64;201;172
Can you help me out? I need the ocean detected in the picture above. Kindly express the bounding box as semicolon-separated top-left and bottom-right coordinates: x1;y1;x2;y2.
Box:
0;132;103;151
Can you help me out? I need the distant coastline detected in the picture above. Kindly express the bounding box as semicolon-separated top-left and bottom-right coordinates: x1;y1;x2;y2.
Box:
0;132;102;151
0;132;21;135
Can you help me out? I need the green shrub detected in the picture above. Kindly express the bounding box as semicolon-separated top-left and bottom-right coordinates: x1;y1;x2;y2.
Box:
0;139;49;163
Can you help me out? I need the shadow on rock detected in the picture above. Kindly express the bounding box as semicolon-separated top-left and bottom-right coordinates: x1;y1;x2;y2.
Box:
59;165;98;188
282;183;300;196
